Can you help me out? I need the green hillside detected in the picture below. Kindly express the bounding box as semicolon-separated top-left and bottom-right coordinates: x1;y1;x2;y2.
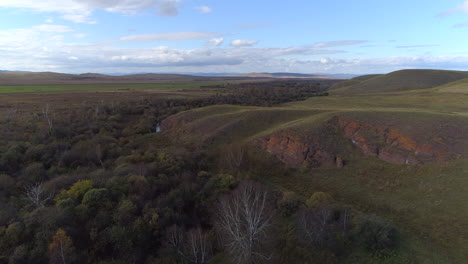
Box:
431;77;468;94
332;69;468;94
330;74;382;91
161;88;468;263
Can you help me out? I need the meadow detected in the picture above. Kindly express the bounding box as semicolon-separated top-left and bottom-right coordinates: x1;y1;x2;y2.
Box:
0;82;226;93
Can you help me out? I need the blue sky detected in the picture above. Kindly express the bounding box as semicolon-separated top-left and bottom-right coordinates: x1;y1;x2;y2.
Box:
1;0;468;74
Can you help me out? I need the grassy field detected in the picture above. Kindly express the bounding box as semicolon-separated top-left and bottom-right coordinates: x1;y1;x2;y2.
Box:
161;85;468;263
0;82;226;93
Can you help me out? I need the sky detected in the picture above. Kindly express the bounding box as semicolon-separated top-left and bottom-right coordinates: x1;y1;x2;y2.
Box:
1;0;468;74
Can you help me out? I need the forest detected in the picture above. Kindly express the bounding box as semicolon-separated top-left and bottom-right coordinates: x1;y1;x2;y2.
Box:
0;80;397;264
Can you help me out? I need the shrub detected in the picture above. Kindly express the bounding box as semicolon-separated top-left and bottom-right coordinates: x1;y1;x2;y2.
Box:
353;214;398;255
277;191;302;217
306;192;333;208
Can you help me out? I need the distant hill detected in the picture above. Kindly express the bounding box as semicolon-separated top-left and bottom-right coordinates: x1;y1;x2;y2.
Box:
229;72;335;79
0;71;235;85
331;69;468;94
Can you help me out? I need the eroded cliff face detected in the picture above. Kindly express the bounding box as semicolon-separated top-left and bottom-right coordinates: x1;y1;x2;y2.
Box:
162;109;463;167
336;116;454;164
255;132;340;167
255;115;459;167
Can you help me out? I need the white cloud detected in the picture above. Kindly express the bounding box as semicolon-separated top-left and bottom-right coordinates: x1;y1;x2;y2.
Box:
32;24;73;33
45;18;54;23
313;40;367;48
0;0;182;23
195;6;212;14
205;37;224;46
121;32;218;42
73;33;87;38
438;1;468;18
230;39;259;47
1;26;468;74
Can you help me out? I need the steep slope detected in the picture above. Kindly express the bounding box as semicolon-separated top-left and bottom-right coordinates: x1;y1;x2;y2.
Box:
163;107;468;166
333;69;468;94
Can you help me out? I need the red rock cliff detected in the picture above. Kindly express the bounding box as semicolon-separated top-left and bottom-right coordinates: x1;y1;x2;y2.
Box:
337;116;454;164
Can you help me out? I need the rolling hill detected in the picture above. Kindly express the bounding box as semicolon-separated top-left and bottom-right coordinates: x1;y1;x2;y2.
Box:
0;71;217;85
0;71;345;85
331;69;468;94
160;79;468;263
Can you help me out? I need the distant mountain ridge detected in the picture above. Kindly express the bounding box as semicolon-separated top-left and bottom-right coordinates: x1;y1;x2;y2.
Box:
0;71;231;85
229;72;334;79
0;71;354;85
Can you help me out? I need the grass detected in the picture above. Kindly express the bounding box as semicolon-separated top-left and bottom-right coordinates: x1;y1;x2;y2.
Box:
2;74;467;263
431;77;468;94
333;69;468;94
161;86;468;263
0;82;226;94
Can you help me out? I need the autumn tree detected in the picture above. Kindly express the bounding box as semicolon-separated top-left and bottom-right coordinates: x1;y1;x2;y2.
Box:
48;229;75;264
215;181;276;264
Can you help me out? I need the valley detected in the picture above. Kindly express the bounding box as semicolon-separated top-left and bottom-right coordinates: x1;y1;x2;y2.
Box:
0;70;467;263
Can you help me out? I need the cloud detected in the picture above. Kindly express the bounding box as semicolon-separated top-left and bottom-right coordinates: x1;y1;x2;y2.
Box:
2;25;468;74
195;6;212;14
121;32;218;42
313;40;368;48
437;1;468;17
396;45;439;48
32;24;73;33
0;0;182;23
73;33;87;38
230;39;259;47
454;20;468;27
205;37;224;46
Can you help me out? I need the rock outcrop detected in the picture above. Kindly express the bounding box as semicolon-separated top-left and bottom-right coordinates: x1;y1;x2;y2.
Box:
255;115;460;167
255;131;338;167
336;116;454;164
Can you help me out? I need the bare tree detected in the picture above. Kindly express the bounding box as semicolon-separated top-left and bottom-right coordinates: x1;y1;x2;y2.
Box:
215;181;275;264
296;207;333;248
168;225;213;264
296;206;351;250
5;105;18;121
24;182;54;208
42;104;54;135
96;144;105;169
220;144;246;174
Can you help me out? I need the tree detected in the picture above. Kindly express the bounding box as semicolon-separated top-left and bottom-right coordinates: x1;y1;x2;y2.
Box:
167;225;213;264
215;181;275;264
48;229;75;264
24;182;53;208
42;104;54;135
295;206;351;252
220;144;246;174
